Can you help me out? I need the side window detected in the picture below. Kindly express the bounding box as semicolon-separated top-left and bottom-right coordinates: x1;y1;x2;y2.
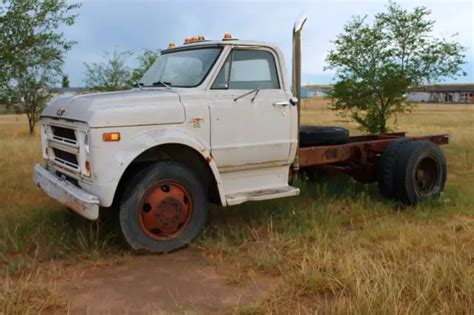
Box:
212;49;280;90
212;56;231;89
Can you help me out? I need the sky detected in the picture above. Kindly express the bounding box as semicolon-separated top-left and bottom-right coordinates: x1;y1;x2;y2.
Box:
61;0;474;87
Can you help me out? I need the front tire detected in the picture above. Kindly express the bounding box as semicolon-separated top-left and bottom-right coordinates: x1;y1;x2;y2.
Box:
119;161;208;253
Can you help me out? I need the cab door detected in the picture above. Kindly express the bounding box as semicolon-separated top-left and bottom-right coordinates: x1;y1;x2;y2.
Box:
209;48;294;170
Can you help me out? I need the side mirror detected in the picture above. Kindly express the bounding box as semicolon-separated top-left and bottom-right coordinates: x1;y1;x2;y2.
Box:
290;97;298;106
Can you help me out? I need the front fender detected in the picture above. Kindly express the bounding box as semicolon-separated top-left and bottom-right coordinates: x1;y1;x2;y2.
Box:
87;126;226;207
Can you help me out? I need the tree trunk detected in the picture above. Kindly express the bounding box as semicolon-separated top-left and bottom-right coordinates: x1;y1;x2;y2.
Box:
378;100;388;134
27;112;36;135
379;116;387;134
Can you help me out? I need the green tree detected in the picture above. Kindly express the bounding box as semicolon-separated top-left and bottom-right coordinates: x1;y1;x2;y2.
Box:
84;48;160;91
62;74;70;88
83;49;133;91
326;1;466;133
0;0;80;134
131;49;161;83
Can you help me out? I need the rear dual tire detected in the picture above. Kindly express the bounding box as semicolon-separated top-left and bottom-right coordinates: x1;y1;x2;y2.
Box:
377;140;447;205
376;138;412;198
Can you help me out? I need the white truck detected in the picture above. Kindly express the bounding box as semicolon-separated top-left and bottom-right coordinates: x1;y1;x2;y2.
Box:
33;18;448;253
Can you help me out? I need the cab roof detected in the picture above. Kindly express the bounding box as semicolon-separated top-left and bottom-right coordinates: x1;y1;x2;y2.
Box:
162;39;279;53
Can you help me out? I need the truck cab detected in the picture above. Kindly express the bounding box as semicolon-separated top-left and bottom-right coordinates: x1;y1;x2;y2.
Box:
34;35;302;252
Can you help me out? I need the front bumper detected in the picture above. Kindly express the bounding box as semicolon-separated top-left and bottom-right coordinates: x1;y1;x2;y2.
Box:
32;164;100;220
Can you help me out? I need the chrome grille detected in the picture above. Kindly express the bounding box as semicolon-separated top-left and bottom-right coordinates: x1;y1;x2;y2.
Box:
52;148;79;169
46;124;82;173
51;125;78;145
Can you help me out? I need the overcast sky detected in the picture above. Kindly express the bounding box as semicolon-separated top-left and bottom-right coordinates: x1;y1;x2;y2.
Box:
62;0;474;86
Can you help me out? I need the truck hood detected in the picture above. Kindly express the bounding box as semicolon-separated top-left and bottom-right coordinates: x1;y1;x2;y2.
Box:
42;89;185;128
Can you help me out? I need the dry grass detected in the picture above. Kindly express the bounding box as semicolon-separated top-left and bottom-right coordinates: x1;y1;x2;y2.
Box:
0;99;473;313
0;269;66;314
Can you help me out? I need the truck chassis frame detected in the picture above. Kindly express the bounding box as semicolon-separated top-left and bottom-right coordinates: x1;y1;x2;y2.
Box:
299;133;449;183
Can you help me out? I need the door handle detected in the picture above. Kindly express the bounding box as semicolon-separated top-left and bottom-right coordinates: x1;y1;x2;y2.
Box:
273;101;289;107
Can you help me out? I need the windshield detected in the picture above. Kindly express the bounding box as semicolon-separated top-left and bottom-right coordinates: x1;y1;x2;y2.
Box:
139;48;222;88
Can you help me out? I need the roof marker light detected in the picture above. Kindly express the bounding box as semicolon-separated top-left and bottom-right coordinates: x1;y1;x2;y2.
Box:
223;33;232;39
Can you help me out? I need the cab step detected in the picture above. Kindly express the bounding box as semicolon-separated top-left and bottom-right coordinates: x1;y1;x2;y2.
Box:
225;186;300;206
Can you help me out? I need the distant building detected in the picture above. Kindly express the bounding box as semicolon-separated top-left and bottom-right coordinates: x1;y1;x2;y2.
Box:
407;84;474;103
302;83;474;104
301;85;331;98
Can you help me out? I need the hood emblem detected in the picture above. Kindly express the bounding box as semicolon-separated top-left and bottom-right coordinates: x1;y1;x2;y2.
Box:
56;108;66;116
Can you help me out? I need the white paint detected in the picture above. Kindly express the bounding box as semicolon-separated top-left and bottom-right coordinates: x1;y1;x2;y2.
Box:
36;40;300;219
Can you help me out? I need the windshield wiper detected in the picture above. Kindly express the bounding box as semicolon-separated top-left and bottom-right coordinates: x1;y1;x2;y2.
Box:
152;81;173;88
133;82;144;89
233;89;260;102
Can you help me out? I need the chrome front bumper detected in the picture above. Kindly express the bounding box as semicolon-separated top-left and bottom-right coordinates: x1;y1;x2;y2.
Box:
32;164;99;220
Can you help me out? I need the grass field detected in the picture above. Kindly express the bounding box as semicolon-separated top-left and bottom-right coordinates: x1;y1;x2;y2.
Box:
0;98;473;313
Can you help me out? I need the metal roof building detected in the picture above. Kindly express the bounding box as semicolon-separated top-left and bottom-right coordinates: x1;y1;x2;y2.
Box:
407;84;474;103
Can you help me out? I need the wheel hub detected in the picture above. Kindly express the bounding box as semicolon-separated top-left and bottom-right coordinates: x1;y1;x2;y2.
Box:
156;198;185;230
415;157;438;195
139;181;192;240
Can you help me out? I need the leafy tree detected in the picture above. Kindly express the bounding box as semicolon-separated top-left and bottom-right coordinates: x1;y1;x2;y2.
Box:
326;1;466;133
84;48;160;91
0;0;80;134
83;49;133;91
62;74;70;88
131;49;161;83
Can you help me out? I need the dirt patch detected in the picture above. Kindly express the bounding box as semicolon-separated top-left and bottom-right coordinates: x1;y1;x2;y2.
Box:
57;249;274;314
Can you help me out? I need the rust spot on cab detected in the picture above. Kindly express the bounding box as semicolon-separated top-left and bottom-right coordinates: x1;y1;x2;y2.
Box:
206;156;213;163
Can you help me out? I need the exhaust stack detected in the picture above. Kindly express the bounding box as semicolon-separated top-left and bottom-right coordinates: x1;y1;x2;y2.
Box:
291;16;307;175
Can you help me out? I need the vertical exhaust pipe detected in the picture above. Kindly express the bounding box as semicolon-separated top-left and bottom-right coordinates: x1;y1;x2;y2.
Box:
291;16;307;176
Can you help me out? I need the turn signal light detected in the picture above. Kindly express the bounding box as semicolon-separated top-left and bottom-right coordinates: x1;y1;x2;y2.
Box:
103;132;121;142
85;160;91;175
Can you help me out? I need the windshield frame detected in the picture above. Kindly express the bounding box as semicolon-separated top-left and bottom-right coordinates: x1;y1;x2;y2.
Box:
140;46;224;88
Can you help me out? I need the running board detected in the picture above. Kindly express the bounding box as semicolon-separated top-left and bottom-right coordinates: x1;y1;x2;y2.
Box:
225;186;300;206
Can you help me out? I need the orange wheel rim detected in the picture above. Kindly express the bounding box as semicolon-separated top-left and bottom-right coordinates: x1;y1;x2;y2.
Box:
138;180;193;240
